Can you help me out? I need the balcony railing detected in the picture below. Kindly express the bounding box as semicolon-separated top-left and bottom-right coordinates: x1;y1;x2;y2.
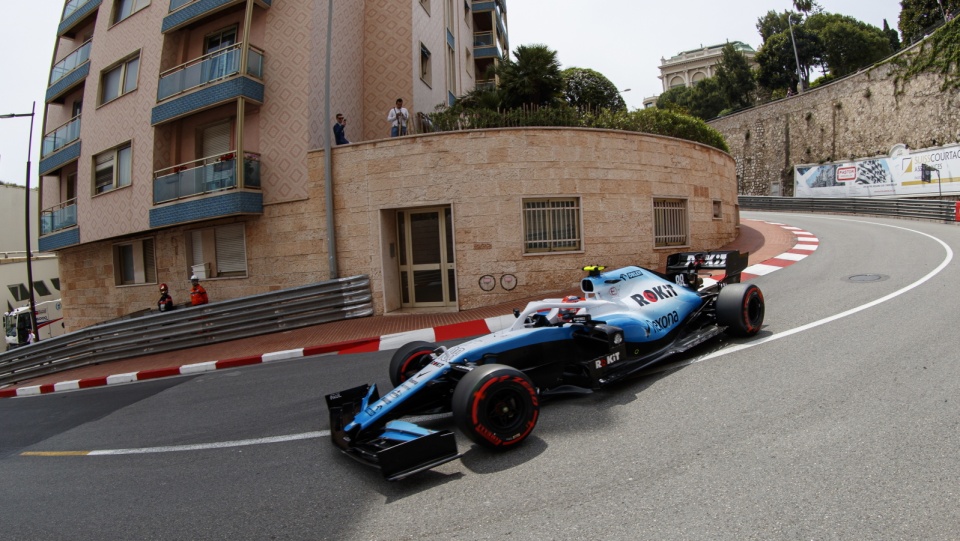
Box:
41;199;78;235
153;151;261;204
41;115;81;158
474;32;494;48
476;79;496;91
157;43;265;102
49;40;92;87
62;0;95;20
169;0;196;11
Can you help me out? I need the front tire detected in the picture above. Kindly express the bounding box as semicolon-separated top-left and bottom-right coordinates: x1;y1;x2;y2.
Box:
452;364;539;450
716;283;765;337
389;341;436;387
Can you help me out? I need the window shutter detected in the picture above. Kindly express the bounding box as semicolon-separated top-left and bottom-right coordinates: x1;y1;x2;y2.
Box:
202;122;232;158
215;224;246;274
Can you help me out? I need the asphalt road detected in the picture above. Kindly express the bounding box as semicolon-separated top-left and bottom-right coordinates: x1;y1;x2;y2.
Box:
2;212;958;540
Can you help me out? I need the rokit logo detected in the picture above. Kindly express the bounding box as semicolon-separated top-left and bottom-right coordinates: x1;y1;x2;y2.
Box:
630;284;678;307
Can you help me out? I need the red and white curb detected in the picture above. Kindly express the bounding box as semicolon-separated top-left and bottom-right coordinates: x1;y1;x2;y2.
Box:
1;222;815;399
740;222;819;281
0;316;514;399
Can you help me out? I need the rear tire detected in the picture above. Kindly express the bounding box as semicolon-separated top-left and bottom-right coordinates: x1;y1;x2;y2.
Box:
452;364;539;450
389;341;436;387
716;283;764;337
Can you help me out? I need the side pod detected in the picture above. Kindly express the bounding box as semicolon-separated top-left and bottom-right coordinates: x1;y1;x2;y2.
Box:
325;384;462;481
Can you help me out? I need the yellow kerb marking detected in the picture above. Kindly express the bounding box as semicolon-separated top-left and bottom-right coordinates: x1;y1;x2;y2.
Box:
21;451;91;456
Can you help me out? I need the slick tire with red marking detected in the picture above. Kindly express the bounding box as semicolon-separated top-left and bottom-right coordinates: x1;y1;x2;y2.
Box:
716;282;765;337
389;341;436;387
452;364;539;450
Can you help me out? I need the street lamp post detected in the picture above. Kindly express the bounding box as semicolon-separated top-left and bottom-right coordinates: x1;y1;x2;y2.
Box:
0;102;40;343
787;11;803;94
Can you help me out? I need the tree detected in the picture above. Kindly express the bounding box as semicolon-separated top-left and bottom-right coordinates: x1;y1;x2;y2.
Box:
714;43;757;110
899;0;960;44
883;19;902;51
655;85;695;114
561;67;626;111
806;13;892;77
688;78;728;119
755;25;821;92
495;44;564;109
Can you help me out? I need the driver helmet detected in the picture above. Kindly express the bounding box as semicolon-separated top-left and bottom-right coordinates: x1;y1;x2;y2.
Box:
159;283;168;292
559;295;583;320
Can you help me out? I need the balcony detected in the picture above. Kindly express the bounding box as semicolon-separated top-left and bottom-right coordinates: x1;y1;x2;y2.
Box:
38;116;82;176
38;199;80;252
473;32;503;60
41;199;78;236
151;44;265;125
46;40;92;103
163;0;272;34
153;150;261;204
475;79;496;91
150;150;262;227
157;43;263;101
59;0;101;37
41;115;81;158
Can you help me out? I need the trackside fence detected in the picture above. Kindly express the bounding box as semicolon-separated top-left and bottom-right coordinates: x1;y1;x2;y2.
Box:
0;275;373;386
739;196;958;223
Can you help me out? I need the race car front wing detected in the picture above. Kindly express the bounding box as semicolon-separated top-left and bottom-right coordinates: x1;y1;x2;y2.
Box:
325;383;461;481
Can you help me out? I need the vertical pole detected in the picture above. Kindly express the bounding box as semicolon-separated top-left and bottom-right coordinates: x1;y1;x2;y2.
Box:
323;0;338;279
787;12;803;94
25;102;39;342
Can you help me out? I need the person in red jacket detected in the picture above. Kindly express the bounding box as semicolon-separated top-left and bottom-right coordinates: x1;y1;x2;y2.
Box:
157;283;174;312
189;275;209;306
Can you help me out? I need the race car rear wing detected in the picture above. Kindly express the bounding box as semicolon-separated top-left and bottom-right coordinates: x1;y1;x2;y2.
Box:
663;250;749;285
325;384;461;481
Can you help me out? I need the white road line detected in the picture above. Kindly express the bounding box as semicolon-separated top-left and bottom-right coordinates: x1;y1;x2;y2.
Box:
684;219;953;367
86;431;330;455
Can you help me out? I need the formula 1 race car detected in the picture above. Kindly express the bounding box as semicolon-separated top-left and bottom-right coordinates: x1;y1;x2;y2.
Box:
325;251;764;480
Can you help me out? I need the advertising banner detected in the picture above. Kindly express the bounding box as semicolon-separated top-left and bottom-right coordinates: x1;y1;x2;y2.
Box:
795;144;960;197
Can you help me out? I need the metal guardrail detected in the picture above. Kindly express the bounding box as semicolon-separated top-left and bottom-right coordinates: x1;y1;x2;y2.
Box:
0;275;373;386
739;196;958;223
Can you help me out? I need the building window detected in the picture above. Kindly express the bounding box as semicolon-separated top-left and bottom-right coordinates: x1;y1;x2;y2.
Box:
112;0;150;25
464;0;470;22
420;43;432;87
447;44;456;94
713;200;723;219
186;223;247;279
419;0;430;15
113;238;156;286
465;47;473;77
653;198;688;247
445;0;455;31
100;53;140;105
522;198;582;254
94;143;132;195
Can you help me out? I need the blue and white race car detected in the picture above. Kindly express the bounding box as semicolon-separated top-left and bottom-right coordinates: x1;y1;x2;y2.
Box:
325;251;764;480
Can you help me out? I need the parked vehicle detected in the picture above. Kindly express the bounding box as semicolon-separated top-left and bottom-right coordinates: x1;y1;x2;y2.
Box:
326;251;765;480
4;299;65;349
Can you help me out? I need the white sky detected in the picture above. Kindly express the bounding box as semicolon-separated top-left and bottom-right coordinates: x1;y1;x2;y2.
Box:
0;0;904;186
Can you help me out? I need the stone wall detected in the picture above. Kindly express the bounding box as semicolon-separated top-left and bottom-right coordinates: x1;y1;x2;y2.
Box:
58;128;739;328
709;49;960;196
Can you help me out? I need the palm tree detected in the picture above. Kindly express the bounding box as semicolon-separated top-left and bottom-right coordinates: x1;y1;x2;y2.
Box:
495;44;564;109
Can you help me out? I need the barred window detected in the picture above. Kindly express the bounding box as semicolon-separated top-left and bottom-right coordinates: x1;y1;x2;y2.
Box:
523;198;582;254
653;198;688;247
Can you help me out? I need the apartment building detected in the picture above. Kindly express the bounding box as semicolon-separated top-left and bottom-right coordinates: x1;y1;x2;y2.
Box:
37;0;509;327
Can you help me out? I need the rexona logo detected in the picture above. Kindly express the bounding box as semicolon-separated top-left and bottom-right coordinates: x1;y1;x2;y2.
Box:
836;166;857;182
630;284;678;307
